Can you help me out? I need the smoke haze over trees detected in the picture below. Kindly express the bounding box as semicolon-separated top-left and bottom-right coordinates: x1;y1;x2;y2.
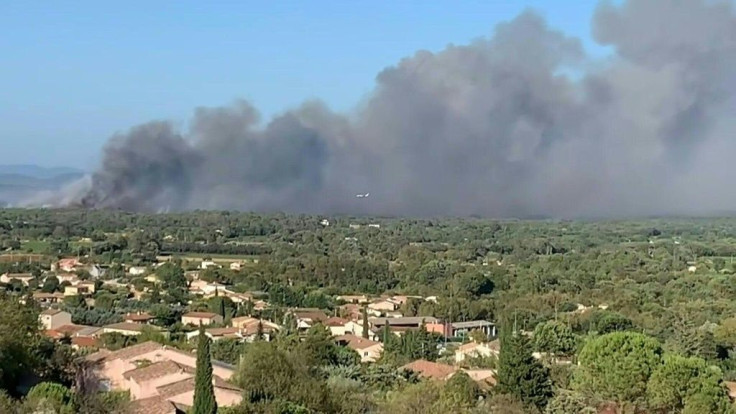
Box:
54;0;736;217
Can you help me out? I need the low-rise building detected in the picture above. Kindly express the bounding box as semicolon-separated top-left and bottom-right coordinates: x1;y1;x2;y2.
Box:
0;273;35;286
181;312;223;327
32;292;65;305
86;341;240;409
455;340;500;363
123;312;155;324
400;360;458;380
335;334;383;362
102;322;167;337
40;309;72;330
325;317;349;336
289;308;329;330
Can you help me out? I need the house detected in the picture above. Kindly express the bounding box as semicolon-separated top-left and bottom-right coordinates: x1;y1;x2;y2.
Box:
56;273;79;284
86;341;240;409
102;322;167;337
200;260;218;270
32;292;65;305
71;336;99;351
455;340;500;363
186;321;278;343
367;299;400;314
181;312;223;326
464;369;497;387
335;334;383;362
337;295;370;304
325;317;349;336
54;258;82;273
338;304;364;320
39;309;72;330
128;266;146;276
368;224;380;229
320;219;330;226
427;320;496;338
229;262;243;271
77;280;96;293
369;316;439;334
343;320;378;340
0;273;34;286
124;312;155;324
289;308;329;330
400;360;458;380
64;285;91;296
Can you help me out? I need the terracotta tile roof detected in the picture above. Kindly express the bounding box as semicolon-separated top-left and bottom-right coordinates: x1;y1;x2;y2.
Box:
124;312;154;322
33;292;65;299
231;316;258;325
102;341;163;361
129;396;178;414
291;308;329;322
123;360;192;382
325;317;348;327
206;327;240;337
400;359;458;380
103;322;163;333
40;308;65;316
336;334;381;351
183;312;220;319
71;337;99;348
156;376;241;399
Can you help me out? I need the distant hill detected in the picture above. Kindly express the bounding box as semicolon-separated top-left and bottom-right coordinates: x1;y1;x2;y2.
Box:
0;164;85;179
0;165;86;206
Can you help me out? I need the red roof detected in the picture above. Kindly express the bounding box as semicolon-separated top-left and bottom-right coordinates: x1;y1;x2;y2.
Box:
71;337;99;348
124;312;154;322
325;317;348;327
400;359;458;380
183;312;220;319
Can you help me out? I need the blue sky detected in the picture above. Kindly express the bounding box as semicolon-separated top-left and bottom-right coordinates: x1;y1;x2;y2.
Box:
0;0;603;169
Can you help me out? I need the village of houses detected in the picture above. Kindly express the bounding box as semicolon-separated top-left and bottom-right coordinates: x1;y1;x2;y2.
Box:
3;255;517;413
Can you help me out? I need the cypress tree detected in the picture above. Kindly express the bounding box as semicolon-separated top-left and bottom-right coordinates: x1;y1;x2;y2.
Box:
192;325;217;414
497;325;552;410
362;307;369;339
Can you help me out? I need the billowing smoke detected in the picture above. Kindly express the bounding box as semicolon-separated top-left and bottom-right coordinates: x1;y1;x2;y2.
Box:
63;0;736;217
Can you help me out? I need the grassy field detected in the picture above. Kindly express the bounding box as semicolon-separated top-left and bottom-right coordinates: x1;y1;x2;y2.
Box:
21;240;49;253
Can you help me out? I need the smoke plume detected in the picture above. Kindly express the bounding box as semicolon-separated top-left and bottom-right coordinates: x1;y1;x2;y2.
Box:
66;0;736;217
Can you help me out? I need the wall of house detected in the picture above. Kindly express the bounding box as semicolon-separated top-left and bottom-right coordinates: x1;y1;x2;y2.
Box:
168;388;243;407
160;349;234;380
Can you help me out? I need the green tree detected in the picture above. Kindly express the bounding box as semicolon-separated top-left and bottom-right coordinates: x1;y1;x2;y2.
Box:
25;382;74;414
533;320;577;356
497;329;552;410
544;390;596;414
0;296;44;391
574;332;662;410
647;354;732;414
41;276;60;293
591;311;634;334
192;325;217;414
362;307;369;339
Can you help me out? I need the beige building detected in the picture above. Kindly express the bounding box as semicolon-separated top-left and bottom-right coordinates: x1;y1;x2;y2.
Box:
181;312;223;326
325;317;349;336
336;334;384;363
455;340;499;363
0;273;35;286
87;341;241;410
39;309;72;330
102;322;167;337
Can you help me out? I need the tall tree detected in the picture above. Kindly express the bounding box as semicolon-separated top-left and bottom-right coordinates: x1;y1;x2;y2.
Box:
497;327;552;410
362;307;369;339
574;332;662;412
192;325;217;414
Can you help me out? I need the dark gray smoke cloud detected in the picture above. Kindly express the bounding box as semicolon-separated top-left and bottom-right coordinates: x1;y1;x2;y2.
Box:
67;0;736;217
